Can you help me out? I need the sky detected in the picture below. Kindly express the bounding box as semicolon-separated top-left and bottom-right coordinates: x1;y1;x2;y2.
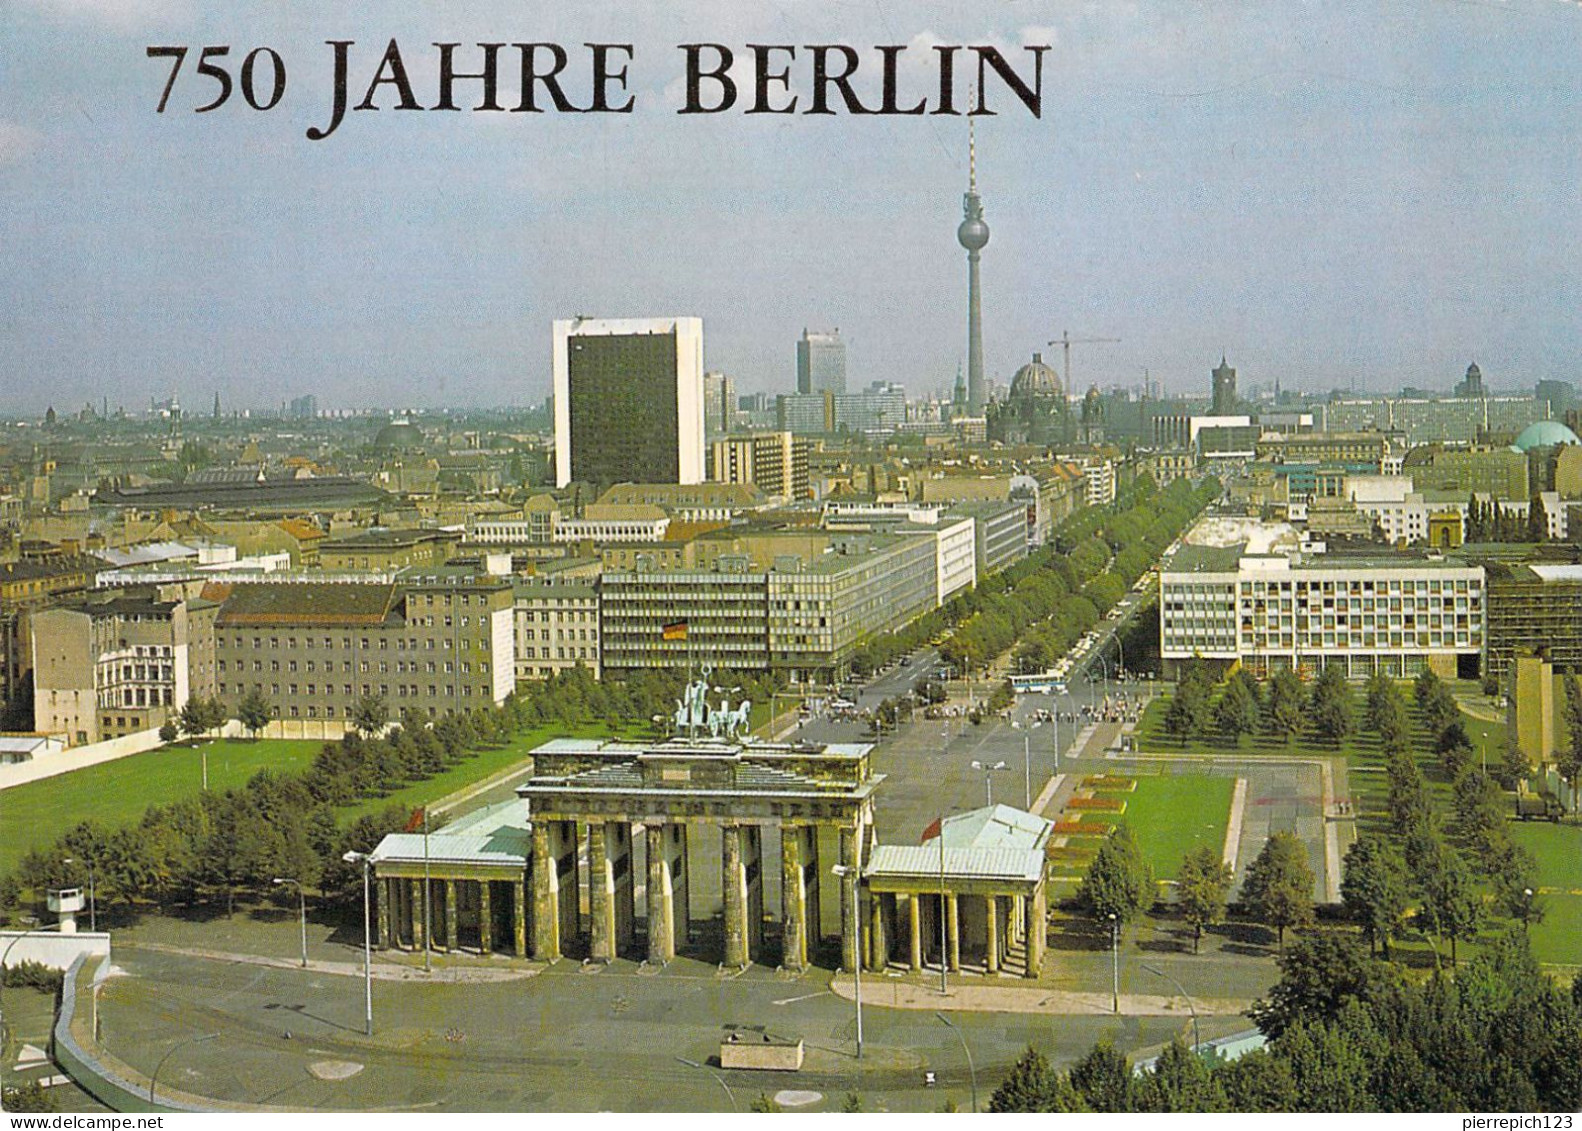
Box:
2;1;1581;414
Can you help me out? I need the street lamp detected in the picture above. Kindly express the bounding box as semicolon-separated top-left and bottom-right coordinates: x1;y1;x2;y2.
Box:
341;851;374;1036
675;1056;739;1112
149;1031;218;1104
934;1012;978;1113
1141;962;1199;1053
272;878;308;968
969;760;1008;807
830;864;863;1059
1108;913;1120;1014
62;857;96;933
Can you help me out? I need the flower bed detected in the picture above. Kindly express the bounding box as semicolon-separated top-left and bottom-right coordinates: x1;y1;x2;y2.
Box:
1067;796;1126;812
1050;821;1106;837
1083;775;1137;792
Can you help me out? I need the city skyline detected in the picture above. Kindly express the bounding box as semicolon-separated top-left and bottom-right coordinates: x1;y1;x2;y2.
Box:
4;2;1581;412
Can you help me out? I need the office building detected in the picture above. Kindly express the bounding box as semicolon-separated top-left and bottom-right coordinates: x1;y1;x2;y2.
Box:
1485;563;1582;681
513;574;601;681
1159;536;1484;679
553;316;705;489
213;568;515;726
703;371;736;436
795;329;846;395
777;391;835;435
710;432;812;501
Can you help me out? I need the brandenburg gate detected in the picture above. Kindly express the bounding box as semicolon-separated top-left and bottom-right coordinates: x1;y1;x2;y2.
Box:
519;735;881;972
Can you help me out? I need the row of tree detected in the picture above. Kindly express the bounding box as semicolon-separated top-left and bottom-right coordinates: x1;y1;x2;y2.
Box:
3;665;771;922
1341;669;1538;965
1463;492;1554;543
1164;663;1355;747
990;930;1582;1112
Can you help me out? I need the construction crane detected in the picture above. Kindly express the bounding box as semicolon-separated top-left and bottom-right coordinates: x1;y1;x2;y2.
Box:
1048;331;1121;397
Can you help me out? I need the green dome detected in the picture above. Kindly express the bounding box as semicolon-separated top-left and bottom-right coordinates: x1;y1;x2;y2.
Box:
1513;420;1581;451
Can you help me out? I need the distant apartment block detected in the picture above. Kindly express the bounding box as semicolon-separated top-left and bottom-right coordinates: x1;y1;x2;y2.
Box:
710;432;812;501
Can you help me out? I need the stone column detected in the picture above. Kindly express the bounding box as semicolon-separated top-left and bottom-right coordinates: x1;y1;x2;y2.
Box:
374;874;388;950
1012;895;1025;945
672;823;691;947
513;880;528;958
908;894;923;971
531;822;560;962
646;824;676;965
555;821;580;954
946;893;961;973
985;895;1000;974
589;822;618;962
479;879;493;954
1025;883;1046;979
866;890;887;973
445;880;459;952
606;822;634;955
802;827;820;949
744;826;764;961
838;825;860;974
722;824;749;968
780;826;807;972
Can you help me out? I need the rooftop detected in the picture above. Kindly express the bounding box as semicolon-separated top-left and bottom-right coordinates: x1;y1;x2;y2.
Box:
215;582;398;627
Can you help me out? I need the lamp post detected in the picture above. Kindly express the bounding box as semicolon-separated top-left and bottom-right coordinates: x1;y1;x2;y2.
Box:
272;878;307;968
830;864;863;1059
934;1012;977;1113
1108;913;1120;1014
1141;962;1199;1053
675;1056;738;1112
62;857;97;933
341;851;374;1036
149;1031;218;1104
970;760;1008;807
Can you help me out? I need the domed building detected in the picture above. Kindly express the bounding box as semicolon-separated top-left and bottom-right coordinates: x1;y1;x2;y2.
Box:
1513;420;1580;452
374;417;423;451
987;353;1072;445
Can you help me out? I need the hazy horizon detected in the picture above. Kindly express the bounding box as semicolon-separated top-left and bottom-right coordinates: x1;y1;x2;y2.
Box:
3;1;1580;413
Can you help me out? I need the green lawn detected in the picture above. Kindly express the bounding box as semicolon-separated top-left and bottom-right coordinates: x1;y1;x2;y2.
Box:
0;739;320;875
1119;773;1236;880
1510;822;1582;968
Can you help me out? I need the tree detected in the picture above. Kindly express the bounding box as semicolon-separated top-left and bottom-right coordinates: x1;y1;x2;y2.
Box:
237;686;272;740
1417;843;1483;966
1248;932;1397;1039
1077;823;1155;926
1176;845;1233;953
352;694;389;737
1265;667;1306;742
1340;836;1409;956
1497;732;1532;791
178;694;223;741
989;1046;1061;1112
1527;494;1549;542
1164;670;1211;744
1242;831;1315;950
158;720;179;744
840;1093;862;1113
1363;672;1401;735
1068;1040;1131;1113
1308;665;1354;745
1561;677;1582;815
748;1093;781;1113
1213;677;1259;746
1387;750;1434;839
1130;1036;1228;1112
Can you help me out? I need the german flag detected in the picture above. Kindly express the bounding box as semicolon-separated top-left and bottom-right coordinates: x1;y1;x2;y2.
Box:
662;619;689;642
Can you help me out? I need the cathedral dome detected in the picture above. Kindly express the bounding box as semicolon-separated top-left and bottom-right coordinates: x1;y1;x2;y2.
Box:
1513;420;1580;451
374;418;422;450
1009;353;1062;399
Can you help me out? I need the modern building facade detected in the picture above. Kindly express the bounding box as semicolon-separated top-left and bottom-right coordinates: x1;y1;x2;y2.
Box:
1160;546;1484;679
1485;562;1582;681
513;575;601;681
553;317;706;489
795;329;846;395
710;432;812;501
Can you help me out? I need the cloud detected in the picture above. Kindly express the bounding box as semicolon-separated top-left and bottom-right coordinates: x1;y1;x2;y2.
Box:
0;120;42;165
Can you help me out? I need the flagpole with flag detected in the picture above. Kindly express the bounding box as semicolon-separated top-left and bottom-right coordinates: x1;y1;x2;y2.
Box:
662;618;690;736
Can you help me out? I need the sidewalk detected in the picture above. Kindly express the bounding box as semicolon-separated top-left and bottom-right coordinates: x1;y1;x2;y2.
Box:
829;973;1250;1018
117;939;542;983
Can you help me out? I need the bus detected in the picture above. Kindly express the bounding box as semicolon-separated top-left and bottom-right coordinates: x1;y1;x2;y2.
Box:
1011;674;1068;695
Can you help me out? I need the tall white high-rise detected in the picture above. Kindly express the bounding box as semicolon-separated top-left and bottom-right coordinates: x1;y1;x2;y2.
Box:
553;317;705;489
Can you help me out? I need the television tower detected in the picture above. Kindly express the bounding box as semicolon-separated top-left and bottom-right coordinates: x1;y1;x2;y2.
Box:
957;119;990;415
